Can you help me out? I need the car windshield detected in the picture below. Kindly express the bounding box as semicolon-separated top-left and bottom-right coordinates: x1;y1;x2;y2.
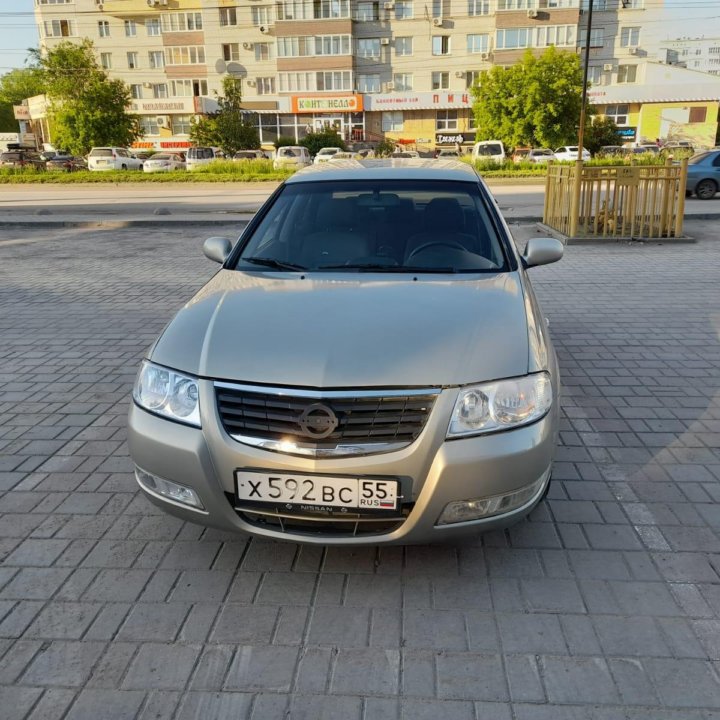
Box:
280;148;302;157
90;149;113;157
533;149;553;156
475;144;502;156
233;180;508;274
318;148;338;155
151;154;173;160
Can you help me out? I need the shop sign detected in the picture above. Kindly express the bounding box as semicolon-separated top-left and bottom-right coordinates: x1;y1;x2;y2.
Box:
617;126;637;141
291;95;363;113
160;141;191;148
130;98;196;114
435;132;475;145
27;94;48;118
13;106;30;120
364;92;472;111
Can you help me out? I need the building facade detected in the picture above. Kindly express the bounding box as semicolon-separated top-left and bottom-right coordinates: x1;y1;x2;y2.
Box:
33;0;662;152
659;37;720;77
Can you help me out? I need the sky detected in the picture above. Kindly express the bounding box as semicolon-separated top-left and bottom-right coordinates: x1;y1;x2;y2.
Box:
0;0;719;75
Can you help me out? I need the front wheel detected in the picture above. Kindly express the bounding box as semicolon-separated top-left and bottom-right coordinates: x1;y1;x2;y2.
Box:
121;164;127;170
695;179;717;200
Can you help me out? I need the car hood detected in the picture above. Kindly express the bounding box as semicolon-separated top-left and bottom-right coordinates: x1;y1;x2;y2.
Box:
150;270;530;387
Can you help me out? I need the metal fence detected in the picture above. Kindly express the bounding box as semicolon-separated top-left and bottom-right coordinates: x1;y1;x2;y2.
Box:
543;159;689;240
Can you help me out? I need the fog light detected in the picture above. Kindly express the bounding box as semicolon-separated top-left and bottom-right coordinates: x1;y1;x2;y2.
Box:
135;467;205;510
436;474;547;526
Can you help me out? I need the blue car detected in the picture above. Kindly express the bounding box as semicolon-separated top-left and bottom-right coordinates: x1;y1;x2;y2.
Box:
685;150;720;200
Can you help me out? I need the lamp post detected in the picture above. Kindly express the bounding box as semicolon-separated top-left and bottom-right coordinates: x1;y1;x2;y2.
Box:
569;0;594;237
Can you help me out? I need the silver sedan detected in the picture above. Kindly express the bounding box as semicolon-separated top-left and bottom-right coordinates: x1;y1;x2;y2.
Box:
128;160;563;544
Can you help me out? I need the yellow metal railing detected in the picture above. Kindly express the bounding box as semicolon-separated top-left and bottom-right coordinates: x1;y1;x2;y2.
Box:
543;158;689;240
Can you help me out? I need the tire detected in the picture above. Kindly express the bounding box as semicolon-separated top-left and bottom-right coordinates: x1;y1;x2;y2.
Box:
121;164;127;170
138;164;143;171
695;179;717;200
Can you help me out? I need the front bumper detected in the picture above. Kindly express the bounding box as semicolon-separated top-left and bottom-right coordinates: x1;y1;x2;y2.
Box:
128;382;557;545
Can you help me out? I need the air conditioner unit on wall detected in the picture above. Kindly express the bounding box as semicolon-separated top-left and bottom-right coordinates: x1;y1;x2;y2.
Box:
242;42;253;50
246;79;256;87
381;37;390;45
480;51;490;60
147;0;159;6
432;17;443;26
603;63;613;71
455;70;465;78
628;46;640;55
259;25;273;33
143;82;153;87
385;81;395;91
527;9;539;18
156;116;166;126
383;1;394;8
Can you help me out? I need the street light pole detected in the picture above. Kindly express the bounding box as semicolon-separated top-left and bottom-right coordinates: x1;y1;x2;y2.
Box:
569;0;594;237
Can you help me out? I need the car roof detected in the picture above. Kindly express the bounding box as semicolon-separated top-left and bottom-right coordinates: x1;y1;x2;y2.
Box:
286;158;479;184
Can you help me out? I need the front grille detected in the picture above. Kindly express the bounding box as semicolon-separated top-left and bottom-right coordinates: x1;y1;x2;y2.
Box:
215;383;437;453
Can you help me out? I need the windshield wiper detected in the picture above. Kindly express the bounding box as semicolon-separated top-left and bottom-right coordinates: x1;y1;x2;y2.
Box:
242;257;307;271
320;263;458;273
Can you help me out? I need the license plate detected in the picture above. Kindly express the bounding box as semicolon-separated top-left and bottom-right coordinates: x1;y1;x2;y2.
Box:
235;470;399;513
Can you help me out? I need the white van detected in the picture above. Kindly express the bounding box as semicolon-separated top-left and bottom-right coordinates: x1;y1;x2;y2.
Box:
273;145;312;170
471;140;506;164
186;146;220;171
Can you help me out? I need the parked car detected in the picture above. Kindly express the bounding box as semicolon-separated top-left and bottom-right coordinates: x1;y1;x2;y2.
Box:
186;146;221;171
626;144;660;154
527;148;556;164
45;154;87;172
327;151;361;161
392;150;420;158
511;147;532;164
88;147;143;171
553;146;591;161
128;159;563;544
143;153;186;173
598;145;625;157
472;141;506;164
233;150;267;161
685;149;720;199
313;147;343;164
0;149;45;169
132;150;157;161
273;145;312;169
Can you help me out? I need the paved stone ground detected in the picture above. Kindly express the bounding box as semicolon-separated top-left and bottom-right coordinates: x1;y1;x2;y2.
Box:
0;222;719;719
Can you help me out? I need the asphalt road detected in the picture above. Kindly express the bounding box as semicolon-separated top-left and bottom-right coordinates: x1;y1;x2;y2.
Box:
0;219;719;719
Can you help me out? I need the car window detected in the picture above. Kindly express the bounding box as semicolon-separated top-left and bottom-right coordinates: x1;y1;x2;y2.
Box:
90;149;113;157
475;144;502;156
232;179;509;274
712;154;720;167
280;148;301;157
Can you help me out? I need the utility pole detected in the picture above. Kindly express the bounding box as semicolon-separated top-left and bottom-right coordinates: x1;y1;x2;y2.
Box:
569;0;594;237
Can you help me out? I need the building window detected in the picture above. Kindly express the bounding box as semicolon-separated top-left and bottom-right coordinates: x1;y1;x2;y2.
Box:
395;1;413;18
587;65;602;85
147;19;161;36
257;77;276;94
100;52;112;69
467;34;489;54
617;64;637;83
604;104;629;125
165;47;206;66
395;37;413;56
581;0;607;9
152;83;168;99
436;109;458;130
466;70;480;88
497;0;534;8
43;19;75;37
382;111;404;131
495;28;529;50
356;1;379;20
358;38;381;57
149;51;164;69
220;7;237;26
127;52;139;69
277;71;352;92
393;72;413;90
432;36;450;56
579;27;604;47
223;44;240;62
36;0;73;3
173;115;192;135
620;27;640;47
161;12;203;32
171;79;208;96
251;6;273;25
130;84;142;99
623;0;643;8
277;35;351;57
357;74;381;92
140;117;160;136
689;106;707;123
124;20;137;37
98;21;110;38
315;0;350;18
468;0;490;15
254;43;271;60
431;71;449;89
536;25;575;47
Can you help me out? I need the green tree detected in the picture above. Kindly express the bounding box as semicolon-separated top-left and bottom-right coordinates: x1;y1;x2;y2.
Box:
0;65;46;131
583;115;622;154
299;128;345;156
35;40;139;154
190;77;260;154
471;47;583;150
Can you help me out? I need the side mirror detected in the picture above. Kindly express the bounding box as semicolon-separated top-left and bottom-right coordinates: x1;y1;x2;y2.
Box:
523;237;564;268
203;236;233;264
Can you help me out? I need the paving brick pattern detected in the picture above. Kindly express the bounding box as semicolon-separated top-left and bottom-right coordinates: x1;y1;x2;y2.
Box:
0;224;719;719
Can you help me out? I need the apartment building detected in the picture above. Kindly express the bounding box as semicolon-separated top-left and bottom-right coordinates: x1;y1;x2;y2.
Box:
659;37;720;77
33;0;662;152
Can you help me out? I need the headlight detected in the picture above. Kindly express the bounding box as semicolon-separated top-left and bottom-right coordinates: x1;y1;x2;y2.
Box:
132;361;201;427
447;372;552;438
